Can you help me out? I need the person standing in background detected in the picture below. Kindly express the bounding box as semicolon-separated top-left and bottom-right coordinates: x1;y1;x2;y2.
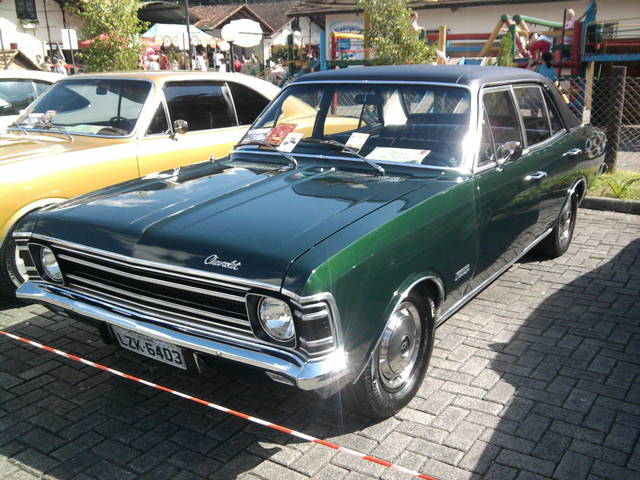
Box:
535;51;557;81
562;9;576;58
39;56;52;71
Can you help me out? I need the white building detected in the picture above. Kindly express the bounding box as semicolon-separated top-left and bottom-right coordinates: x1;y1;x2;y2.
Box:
0;0;74;65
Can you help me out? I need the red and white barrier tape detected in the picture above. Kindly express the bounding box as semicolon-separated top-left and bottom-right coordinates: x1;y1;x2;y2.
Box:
0;329;438;480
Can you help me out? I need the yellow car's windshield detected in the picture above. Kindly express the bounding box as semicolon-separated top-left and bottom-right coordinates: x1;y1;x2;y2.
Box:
244;83;471;168
12;78;151;137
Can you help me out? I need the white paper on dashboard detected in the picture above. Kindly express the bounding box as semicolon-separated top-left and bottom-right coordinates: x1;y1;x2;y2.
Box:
366;147;431;164
277;132;303;152
345;132;369;151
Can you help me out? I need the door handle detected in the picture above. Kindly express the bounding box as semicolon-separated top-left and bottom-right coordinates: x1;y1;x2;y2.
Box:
524;171;548;182
563;148;583;157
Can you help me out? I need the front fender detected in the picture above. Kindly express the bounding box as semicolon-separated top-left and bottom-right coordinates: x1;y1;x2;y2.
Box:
1;198;67;245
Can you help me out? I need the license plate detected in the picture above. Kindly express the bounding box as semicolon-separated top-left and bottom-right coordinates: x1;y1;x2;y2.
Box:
112;326;187;370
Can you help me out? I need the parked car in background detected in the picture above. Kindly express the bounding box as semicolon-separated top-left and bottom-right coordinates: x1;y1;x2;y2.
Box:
0;70;62;133
14;66;606;418
0;71;280;295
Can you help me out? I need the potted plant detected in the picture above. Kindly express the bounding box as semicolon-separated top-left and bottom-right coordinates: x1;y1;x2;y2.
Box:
20;18;39;29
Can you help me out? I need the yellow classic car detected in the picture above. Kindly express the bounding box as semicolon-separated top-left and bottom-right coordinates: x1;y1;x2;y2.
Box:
0;71;280;295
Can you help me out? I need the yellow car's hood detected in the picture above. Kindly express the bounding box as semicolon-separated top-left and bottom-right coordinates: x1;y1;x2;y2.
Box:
0;132;127;166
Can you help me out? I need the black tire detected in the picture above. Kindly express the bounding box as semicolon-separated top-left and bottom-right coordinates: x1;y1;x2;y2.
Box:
344;292;435;418
536;194;577;259
0;223;27;298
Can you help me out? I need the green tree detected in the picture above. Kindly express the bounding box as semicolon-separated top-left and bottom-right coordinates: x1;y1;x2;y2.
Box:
357;0;436;65
497;32;515;67
74;0;147;72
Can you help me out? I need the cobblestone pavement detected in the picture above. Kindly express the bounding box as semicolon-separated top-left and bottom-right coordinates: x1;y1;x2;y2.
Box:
1;208;639;480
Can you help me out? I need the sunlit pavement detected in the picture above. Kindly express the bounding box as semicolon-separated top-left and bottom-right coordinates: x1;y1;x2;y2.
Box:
1;208;639;480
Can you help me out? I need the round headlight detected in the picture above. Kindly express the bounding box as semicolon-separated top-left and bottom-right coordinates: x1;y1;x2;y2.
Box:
40;247;62;282
258;297;295;341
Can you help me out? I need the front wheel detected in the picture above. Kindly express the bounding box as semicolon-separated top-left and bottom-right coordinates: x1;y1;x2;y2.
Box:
536;194;577;258
344;292;435;418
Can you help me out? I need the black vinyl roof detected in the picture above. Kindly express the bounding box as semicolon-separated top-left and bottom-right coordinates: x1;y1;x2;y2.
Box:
294;65;548;88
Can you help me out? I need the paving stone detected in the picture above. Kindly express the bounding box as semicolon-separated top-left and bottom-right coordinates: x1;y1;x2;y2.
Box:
1;209;638;480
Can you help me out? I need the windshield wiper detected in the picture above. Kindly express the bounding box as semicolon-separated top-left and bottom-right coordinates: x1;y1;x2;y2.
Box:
234;140;298;170
301;138;385;176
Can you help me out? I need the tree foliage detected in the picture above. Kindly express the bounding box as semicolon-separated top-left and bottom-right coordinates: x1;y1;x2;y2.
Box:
497;32;515;67
74;0;147;72
357;0;436;65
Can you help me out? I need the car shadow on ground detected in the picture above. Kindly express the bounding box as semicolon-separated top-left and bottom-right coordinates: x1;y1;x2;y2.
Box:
470;238;640;479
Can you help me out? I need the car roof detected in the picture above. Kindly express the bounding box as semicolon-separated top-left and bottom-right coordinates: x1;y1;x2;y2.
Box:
56;71;281;98
294;65;549;88
0;70;64;82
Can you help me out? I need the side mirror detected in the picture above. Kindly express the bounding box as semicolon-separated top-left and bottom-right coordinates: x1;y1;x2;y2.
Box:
496;140;522;167
171;119;188;139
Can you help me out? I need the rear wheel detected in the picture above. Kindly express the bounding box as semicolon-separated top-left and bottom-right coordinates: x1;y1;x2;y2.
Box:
536;194;577;258
344;292;435;418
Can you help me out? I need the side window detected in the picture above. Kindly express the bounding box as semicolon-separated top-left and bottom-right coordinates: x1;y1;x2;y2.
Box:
514;86;551;146
164;81;236;132
478;111;496;167
227;82;269;125
482;89;523;149
543;91;564;135
146;103;169;135
0;79;37;115
33;81;51;97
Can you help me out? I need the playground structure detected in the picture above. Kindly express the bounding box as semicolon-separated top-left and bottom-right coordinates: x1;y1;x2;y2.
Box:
430;9;640;74
321;1;640;75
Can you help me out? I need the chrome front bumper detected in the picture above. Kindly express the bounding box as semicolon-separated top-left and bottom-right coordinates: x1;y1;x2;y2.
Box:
17;281;349;392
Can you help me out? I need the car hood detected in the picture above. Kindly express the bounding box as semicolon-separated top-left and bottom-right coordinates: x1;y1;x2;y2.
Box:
0;131;127;166
31;160;431;286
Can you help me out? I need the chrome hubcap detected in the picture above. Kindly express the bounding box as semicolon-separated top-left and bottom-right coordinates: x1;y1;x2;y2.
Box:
559;201;573;243
378;301;422;391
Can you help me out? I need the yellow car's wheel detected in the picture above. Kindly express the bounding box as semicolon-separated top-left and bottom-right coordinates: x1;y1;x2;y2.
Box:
0;224;27;297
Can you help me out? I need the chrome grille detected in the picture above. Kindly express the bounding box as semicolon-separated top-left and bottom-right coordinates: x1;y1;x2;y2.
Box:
50;244;254;337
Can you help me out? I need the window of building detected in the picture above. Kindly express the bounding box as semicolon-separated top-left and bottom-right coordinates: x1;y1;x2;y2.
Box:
16;0;38;21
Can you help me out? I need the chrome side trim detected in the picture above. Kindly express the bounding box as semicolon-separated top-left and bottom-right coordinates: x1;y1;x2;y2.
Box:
58;253;246;302
437;227;553;325
31;234;280;292
16;281;349;391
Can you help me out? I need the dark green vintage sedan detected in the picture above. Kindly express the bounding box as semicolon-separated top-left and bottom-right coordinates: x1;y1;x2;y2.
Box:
15;66;606;418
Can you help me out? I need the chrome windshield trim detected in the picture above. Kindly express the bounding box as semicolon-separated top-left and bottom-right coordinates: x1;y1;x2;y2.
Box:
231;149;465;173
11;77;155;139
31;234;282;292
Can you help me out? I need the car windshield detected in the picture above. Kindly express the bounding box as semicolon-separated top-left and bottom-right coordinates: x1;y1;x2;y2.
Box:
244;83;471;168
11;78;151;136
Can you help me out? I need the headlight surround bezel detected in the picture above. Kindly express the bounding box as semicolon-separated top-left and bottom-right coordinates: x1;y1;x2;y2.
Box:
39;246;63;283
257;296;296;342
